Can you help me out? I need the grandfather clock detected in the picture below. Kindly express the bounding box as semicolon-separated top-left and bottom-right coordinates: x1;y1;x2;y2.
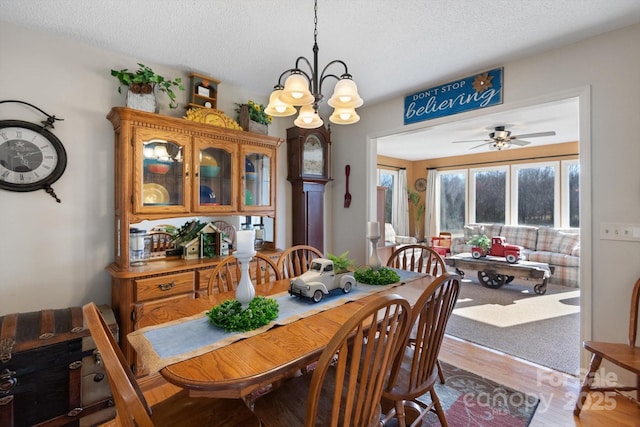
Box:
287;125;331;252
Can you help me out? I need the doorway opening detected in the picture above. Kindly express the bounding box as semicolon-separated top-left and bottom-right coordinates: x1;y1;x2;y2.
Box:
371;89;590;376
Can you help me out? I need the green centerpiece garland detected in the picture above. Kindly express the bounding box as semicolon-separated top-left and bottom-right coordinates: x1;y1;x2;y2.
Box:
353;266;400;285
206;296;279;332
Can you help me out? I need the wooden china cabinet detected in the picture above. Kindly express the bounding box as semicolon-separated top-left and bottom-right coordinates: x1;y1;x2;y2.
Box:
106;107;282;372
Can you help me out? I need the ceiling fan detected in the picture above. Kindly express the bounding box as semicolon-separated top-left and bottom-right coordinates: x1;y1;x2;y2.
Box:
452;126;556;150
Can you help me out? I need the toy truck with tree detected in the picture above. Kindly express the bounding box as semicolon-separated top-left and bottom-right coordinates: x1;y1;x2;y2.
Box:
288;258;356;303
471;236;521;264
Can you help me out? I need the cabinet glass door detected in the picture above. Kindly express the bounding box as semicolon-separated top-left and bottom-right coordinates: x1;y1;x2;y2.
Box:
134;128;190;214
242;148;273;211
194;139;235;212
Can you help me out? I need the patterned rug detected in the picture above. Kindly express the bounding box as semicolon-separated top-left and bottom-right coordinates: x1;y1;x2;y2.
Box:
385;362;539;427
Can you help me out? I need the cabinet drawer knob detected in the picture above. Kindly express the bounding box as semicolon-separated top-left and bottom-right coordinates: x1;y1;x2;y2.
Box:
158;281;176;291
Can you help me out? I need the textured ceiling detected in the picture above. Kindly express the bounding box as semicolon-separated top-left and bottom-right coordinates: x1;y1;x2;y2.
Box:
2;0;640;159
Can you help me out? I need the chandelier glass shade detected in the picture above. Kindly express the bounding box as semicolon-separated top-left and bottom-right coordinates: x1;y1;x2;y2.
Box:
294;105;324;128
264;89;297;117
265;0;363;129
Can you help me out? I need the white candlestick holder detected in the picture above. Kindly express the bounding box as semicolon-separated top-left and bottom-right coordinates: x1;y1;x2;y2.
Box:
233;249;257;308
368;236;381;271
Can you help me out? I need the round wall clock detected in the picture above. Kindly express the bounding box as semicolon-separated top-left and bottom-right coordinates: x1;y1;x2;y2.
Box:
414;177;427;192
0;120;67;201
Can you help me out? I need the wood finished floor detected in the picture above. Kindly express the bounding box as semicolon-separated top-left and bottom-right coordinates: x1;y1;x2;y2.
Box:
105;335;639;427
440;335;640;426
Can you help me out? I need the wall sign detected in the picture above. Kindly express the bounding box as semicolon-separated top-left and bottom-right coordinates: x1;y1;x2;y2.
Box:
404;68;503;125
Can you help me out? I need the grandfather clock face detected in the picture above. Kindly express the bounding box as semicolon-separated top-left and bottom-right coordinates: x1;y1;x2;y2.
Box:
287;126;331;182
302;134;324;176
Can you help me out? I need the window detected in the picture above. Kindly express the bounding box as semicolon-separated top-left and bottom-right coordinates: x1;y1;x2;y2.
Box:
433;159;578;231
511;162;559;226
562;160;580;227
437;170;467;234
377;168;398;224
470;167;508;224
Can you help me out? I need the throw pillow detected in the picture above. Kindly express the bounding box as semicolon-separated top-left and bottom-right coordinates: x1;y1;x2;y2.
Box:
483;224;503;239
553;232;580;255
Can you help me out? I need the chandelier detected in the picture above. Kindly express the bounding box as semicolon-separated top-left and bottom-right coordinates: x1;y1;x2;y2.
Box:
264;0;363;129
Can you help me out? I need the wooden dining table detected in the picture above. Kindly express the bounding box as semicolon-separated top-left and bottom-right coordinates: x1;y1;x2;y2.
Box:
131;274;434;399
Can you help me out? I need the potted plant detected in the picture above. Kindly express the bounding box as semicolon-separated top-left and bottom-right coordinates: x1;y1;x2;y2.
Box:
327;251;354;274
110;63;185;110
235;100;272;134
467;234;491;255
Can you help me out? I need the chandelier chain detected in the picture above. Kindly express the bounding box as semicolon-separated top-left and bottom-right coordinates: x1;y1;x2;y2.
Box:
265;0;362;128
313;0;318;44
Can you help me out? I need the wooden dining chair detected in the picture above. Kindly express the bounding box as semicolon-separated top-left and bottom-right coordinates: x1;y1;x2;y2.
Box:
212;219;236;248
574;277;640;416
386;244;447;277
276;245;324;279
207;253;280;295
381;272;461;427
430;231;452;257
82;302;260;427
387;244;449;384
251;294;412;427
147;231;174;258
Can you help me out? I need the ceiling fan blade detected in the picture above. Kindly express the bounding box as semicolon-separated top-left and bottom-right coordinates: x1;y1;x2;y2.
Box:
510;139;532;146
512;131;556;139
451;138;490;143
470;141;493;150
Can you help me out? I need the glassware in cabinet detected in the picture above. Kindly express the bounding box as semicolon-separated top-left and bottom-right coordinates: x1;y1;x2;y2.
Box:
193;138;236;212
241;145;274;212
133;127;191;214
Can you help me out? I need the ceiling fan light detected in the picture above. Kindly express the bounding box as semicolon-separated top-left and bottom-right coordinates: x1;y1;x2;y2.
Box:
294;105;324;128
265;89;297;117
329;107;360;125
328;78;363;108
279;73;314;106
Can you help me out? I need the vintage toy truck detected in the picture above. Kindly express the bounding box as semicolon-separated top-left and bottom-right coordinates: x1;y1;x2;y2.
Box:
472;236;521;264
288;258;356;303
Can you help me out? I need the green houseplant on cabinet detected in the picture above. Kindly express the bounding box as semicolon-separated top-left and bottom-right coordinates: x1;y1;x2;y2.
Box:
235;100;272;134
111;63;185;111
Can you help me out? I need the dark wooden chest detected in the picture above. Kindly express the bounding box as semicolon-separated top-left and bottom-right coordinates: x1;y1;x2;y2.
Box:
0;305;118;427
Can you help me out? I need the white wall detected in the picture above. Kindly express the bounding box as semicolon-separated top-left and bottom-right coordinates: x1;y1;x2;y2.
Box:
0;22;292;314
329;23;640;381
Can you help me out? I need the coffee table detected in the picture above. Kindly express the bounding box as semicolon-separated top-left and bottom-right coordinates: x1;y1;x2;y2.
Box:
445;253;554;294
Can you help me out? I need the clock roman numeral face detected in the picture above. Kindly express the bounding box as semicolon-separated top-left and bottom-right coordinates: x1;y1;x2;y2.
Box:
302;134;324;176
0;127;58;184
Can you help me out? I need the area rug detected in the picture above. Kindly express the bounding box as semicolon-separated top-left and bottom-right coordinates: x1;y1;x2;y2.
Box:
385;362;539;426
445;275;580;375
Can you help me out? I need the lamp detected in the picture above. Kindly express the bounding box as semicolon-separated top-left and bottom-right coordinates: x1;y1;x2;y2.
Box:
265;0;363;129
489;128;511;150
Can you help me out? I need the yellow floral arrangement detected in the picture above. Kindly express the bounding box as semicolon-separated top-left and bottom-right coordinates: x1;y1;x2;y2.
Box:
236;100;272;125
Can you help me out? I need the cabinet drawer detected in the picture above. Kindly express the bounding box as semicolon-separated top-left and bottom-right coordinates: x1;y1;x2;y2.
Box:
134;272;195;302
